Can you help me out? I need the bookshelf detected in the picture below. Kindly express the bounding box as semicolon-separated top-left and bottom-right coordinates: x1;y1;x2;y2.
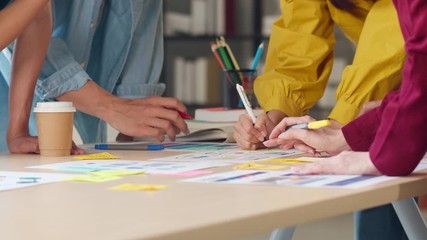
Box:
161;0;278;110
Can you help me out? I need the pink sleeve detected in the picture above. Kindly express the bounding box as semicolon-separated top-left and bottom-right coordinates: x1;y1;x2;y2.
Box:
341;91;398;151
342;104;380;151
369;0;427;176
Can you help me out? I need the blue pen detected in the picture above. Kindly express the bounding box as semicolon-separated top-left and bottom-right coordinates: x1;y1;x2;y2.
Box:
94;143;164;151
251;42;264;70
17;177;41;184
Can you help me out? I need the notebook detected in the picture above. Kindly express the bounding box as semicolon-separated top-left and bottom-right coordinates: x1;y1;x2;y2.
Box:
194;107;263;122
133;120;235;143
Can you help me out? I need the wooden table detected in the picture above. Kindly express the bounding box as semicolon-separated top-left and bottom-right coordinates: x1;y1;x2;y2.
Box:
0;150;426;240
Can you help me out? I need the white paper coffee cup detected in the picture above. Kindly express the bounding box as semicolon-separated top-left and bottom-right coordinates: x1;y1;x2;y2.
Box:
34;102;76;157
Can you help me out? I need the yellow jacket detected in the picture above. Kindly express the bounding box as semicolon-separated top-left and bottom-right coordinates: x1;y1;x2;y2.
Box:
254;0;404;124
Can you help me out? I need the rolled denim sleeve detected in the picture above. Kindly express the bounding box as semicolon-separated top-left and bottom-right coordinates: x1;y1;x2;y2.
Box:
36;38;90;100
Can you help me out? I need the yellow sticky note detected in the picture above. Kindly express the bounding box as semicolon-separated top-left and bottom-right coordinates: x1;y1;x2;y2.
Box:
92;170;144;177
65;175;121;183
233;162;288;170
109;183;167;191
73;152;120;160
262;158;317;165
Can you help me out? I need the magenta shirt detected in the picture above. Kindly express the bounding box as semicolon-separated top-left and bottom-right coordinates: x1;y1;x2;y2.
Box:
342;0;427;176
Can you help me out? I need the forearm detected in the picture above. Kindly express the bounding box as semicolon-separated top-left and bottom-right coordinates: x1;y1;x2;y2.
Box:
0;0;49;49
56;80;191;142
56;80;119;122
8;2;52;141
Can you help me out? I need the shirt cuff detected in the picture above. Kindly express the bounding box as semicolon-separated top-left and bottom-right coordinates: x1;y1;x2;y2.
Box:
36;62;90;100
329;98;360;124
342;108;380;151
259;95;307;117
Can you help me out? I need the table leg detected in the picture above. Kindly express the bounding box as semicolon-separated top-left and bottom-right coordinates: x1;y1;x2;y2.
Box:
392;198;427;240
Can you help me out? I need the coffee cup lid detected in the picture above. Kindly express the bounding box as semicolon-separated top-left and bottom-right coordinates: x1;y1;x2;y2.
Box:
34;102;76;113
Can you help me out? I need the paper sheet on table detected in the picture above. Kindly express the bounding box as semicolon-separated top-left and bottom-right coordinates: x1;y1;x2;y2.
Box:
0;171;78;191
29;160;229;174
233;162;288;170
183;170;400;189
151;148;302;164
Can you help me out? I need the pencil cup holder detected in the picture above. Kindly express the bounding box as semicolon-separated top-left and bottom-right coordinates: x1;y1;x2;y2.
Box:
222;69;259;109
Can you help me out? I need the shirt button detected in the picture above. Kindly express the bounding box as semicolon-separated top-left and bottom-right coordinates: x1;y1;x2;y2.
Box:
80;62;86;68
89;23;95;29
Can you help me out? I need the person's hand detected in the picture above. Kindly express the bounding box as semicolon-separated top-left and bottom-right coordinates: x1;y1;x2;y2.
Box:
358;100;382;117
56;81;190;142
263;116;350;155
292;151;381;175
233;110;287;150
233;113;273;150
70;141;85;155
7;135;39;154
103;96;190;142
268;115;317;139
7;135;85;155
116;133;134;142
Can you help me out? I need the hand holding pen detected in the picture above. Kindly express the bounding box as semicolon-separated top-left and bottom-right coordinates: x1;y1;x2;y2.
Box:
233;84;271;150
106;96;190;142
284;119;330;131
115;110;191;143
178;111;193;120
263;116;349;155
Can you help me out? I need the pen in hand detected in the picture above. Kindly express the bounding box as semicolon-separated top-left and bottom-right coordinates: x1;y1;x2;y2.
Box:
284;120;331;132
263;120;331;148
236;84;256;124
178;111;193;120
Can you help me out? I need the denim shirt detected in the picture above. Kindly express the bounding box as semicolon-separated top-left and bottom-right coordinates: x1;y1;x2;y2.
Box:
36;0;165;143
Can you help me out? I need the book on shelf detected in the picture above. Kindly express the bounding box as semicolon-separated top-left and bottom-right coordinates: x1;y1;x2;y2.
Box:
190;0;207;35
164;12;191;35
173;57;221;105
173;57;186;103
164;0;225;36
194;107;264;122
